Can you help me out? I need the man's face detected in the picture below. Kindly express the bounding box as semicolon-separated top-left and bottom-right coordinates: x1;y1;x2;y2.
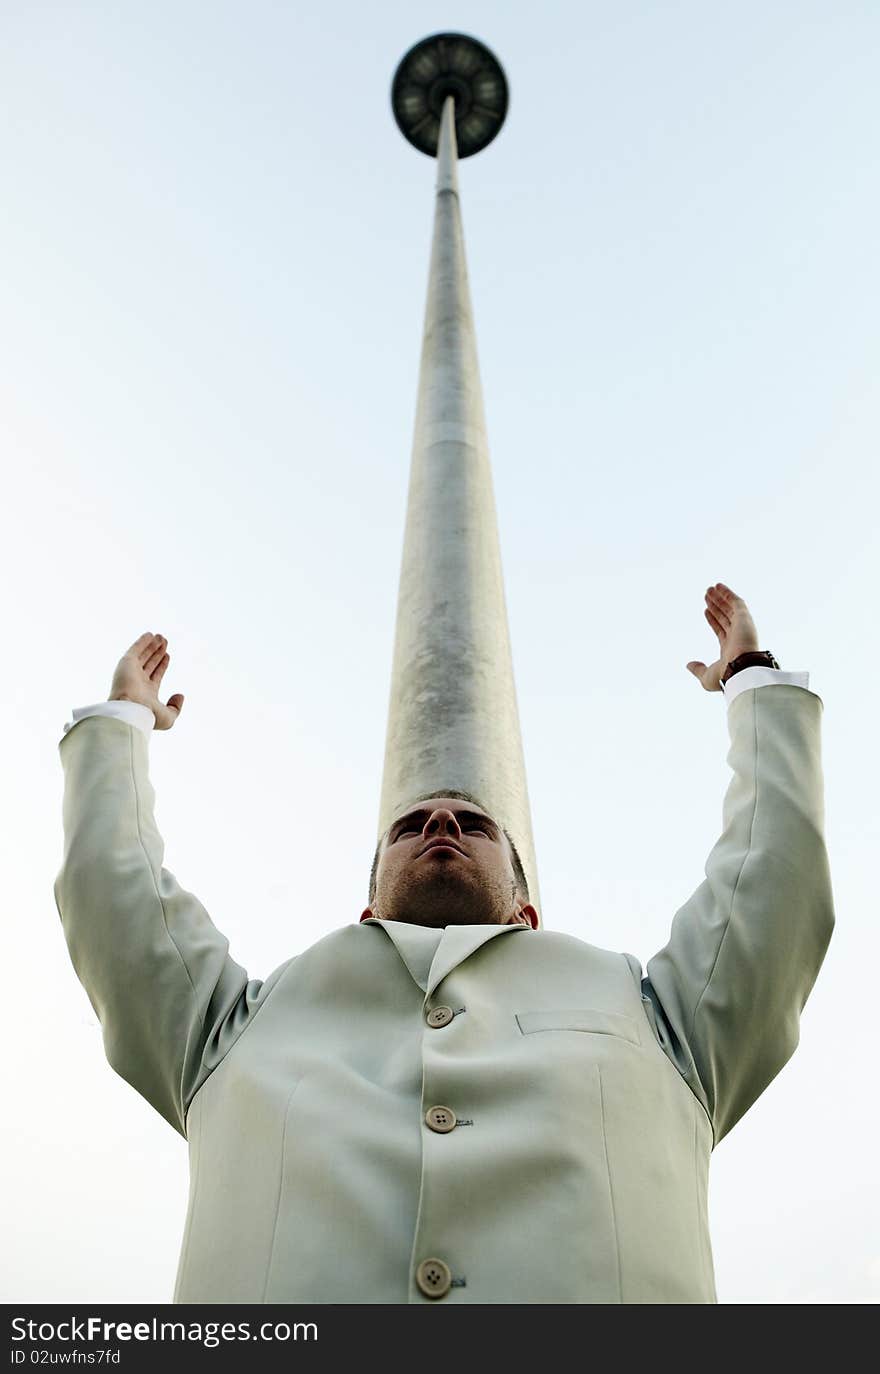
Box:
360;798;538;930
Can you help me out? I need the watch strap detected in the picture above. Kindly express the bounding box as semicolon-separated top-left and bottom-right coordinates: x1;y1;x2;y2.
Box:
721;650;780;686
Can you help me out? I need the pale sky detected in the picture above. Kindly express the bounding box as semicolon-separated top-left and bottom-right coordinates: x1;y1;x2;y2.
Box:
2;0;878;1304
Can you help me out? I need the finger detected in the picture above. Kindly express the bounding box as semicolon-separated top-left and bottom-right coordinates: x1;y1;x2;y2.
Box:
715;583;742;605
150;652;170;683
131;632;155;659
155;693;184;730
137;633;163;664
144;638;166;669
144;637;167;672
705;590;731;625
705;608;725;636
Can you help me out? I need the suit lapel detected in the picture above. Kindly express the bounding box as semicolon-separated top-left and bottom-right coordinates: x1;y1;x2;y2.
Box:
426;922;528;999
363;918;529;997
362;918;442;992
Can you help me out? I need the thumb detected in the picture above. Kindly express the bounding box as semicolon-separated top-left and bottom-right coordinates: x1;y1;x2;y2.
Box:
168;693;185;714
686;661;704;679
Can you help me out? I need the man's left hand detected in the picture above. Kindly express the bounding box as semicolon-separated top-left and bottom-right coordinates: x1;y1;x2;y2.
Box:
687;583;761;692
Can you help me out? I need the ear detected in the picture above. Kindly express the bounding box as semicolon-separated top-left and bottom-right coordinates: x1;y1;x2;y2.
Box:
359;907;375;924
518;905;539;931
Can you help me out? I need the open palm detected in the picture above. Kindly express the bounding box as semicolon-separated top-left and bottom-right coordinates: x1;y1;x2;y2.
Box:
687;584;761;692
109;632;185;730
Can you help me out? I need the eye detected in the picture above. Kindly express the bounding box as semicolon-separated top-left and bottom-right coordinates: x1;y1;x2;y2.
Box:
392;818;490;841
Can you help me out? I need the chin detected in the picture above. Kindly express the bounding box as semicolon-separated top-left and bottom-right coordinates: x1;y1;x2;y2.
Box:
385;873;500;927
400;902;496;928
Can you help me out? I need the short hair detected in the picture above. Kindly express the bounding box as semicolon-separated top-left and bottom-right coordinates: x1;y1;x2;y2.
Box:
368;789;530;908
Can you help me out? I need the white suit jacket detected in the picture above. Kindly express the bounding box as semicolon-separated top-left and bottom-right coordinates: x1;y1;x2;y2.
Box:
53;668;833;1303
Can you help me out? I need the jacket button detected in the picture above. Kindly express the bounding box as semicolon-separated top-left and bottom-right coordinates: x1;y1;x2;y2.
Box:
416;1257;452;1298
426;1005;454;1027
425;1105;457;1133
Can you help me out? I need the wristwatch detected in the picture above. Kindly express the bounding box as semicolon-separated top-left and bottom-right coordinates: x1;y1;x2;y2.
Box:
721;650;780;686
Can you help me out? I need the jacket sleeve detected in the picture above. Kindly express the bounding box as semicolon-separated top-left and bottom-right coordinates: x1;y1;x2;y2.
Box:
642;683;834;1145
53;714;289;1137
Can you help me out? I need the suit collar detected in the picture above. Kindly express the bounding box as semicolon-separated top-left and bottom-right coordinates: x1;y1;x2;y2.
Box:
362;918;529;998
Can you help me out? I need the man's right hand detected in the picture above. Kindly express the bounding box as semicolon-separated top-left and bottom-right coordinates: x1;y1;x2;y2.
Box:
109;632;185;731
686;583;761;692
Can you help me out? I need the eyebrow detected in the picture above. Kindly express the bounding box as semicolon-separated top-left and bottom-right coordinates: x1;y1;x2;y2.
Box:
387;807;500;839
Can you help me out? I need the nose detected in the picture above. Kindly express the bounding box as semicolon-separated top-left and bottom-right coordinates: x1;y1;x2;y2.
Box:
423;809;463;843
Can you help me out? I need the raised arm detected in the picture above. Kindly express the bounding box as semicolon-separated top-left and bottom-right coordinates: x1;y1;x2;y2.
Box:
54;633;289;1137
642;587;835;1145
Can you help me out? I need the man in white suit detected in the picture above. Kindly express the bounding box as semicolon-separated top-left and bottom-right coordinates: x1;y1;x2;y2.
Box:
54;583;834;1303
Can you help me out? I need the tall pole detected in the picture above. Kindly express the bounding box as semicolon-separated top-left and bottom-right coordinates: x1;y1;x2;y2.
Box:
380;33;541;920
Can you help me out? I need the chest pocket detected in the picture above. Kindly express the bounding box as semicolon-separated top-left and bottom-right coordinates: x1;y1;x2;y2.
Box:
515;1008;641;1047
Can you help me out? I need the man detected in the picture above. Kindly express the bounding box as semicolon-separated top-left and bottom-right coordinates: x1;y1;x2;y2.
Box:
54;583;833;1303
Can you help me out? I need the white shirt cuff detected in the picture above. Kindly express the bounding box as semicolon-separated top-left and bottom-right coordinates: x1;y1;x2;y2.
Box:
61;700;155;741
721;666;811;706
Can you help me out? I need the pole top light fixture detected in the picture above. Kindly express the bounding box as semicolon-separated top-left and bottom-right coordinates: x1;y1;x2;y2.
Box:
391;31;509;158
